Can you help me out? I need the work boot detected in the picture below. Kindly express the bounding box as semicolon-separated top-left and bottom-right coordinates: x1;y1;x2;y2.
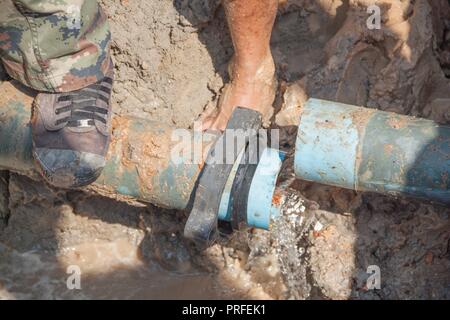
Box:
31;64;114;189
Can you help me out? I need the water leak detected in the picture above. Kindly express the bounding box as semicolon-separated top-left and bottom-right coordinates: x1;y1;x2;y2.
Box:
270;186;313;299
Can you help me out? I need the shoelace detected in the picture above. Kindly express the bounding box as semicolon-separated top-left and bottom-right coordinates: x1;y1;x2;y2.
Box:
54;77;113;128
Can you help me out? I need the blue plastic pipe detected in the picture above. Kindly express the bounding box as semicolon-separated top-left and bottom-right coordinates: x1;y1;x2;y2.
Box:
218;147;285;229
295;99;450;204
0;80;217;210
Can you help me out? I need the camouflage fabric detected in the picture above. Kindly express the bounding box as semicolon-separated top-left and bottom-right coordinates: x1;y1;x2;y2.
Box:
0;0;111;92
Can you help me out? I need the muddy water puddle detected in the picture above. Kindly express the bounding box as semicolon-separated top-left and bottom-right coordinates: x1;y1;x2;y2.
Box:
0;239;232;299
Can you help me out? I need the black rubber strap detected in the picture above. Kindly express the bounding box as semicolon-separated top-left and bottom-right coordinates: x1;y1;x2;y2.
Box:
229;137;262;230
184;107;262;247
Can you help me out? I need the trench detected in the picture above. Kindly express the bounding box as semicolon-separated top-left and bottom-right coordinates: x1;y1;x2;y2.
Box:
1;0;449;300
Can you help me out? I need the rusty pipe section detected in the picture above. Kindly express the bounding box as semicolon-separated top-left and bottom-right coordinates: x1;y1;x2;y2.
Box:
0;81;217;210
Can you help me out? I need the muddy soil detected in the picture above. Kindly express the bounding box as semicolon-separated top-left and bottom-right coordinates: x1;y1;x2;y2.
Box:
0;0;449;299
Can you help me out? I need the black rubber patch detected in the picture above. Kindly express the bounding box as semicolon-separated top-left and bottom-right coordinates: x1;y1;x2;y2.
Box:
184;107;262;247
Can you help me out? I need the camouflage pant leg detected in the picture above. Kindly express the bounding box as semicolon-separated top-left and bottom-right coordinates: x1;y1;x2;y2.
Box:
0;0;111;92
